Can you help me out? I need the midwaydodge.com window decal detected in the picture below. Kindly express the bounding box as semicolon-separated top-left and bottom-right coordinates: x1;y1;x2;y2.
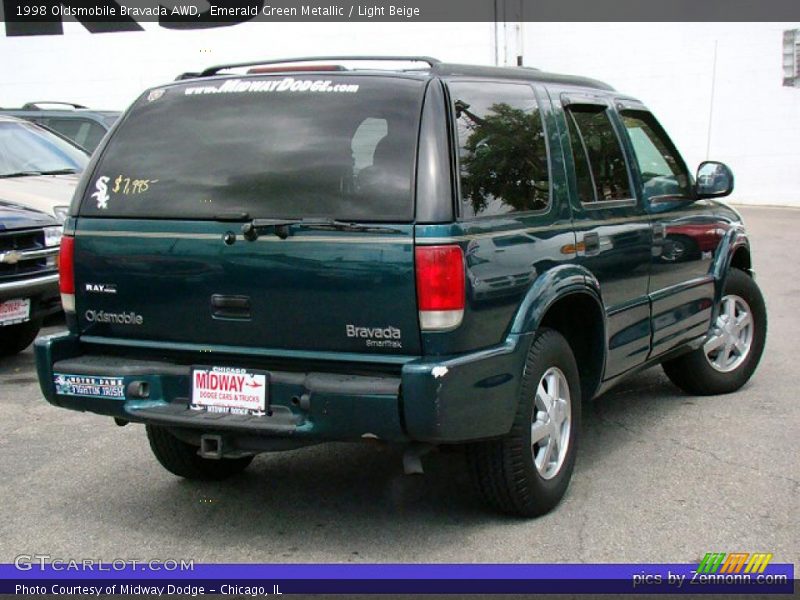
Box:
183;78;360;95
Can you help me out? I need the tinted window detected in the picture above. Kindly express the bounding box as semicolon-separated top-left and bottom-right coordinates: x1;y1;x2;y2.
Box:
621;111;691;201
46;118;107;152
564;112;595;204
565;106;631;203
450;82;549;218
80;76;424;221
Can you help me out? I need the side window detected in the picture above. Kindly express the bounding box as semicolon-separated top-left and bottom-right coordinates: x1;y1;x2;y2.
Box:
44;118;106;152
81;122;107;152
450;81;550;218
565;105;632;203
620;110;691;202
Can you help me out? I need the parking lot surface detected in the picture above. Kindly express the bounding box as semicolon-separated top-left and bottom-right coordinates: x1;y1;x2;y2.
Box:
0;206;797;566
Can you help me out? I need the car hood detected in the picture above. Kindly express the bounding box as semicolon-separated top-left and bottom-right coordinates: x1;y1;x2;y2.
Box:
0;201;58;231
0;173;78;218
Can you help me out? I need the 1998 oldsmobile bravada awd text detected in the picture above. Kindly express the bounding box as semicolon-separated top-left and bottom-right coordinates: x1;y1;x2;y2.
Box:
35;57;766;516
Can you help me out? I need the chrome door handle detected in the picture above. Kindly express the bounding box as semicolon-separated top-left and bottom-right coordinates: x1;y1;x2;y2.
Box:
583;232;600;256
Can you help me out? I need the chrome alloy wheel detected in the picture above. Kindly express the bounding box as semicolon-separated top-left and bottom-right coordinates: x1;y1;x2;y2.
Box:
704;294;754;373
531;366;571;480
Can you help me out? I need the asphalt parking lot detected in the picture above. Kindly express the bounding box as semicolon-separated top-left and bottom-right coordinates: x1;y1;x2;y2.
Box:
0;205;797;567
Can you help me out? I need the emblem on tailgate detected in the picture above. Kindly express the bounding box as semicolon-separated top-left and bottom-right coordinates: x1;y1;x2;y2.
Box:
84;310;143;325
85;283;117;294
346;324;402;349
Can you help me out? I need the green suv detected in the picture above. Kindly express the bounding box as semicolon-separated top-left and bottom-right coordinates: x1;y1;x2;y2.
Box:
35;57;766;517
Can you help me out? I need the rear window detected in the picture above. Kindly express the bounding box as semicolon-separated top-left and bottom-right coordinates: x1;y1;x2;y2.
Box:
80;76;425;221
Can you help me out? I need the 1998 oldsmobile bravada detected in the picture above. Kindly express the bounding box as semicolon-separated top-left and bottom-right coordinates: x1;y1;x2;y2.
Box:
36;57;766;516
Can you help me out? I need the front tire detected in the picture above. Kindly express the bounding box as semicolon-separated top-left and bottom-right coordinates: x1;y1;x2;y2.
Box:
466;328;581;517
146;425;253;481
663;269;766;395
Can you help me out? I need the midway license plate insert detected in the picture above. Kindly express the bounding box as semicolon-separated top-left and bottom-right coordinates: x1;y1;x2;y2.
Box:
190;366;268;416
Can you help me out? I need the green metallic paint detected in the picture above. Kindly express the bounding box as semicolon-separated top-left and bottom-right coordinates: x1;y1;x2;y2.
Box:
548;85;655;378
72;219;422;356
401;332;533;442
509;265;602;335
35;329;531;443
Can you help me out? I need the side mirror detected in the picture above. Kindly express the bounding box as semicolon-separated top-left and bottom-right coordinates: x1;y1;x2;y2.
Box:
696;161;734;199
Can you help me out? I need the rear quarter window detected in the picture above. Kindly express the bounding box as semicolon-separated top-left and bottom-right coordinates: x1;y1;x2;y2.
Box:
80;76;425;221
449;81;550;219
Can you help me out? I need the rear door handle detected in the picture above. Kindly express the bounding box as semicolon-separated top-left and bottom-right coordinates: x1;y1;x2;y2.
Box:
211;294;251;320
583;232;600;256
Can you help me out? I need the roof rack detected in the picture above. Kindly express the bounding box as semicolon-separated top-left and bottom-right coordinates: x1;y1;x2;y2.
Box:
175;72;201;81
21;101;88;110
198;56;441;77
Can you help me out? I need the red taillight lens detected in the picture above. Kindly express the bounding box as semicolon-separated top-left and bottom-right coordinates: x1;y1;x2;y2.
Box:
415;245;465;331
59;236;75;294
59;235;75;311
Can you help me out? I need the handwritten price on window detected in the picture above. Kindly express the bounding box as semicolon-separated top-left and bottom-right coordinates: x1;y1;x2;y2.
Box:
113;175;159;195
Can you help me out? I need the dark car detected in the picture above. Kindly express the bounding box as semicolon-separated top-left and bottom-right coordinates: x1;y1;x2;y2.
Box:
34;57;766;517
0;102;120;153
0;202;61;355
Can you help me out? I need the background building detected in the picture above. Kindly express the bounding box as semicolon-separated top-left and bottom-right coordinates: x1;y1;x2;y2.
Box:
1;20;797;205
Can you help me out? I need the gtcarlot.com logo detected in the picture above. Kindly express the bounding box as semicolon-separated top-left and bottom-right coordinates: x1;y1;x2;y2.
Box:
14;554;194;571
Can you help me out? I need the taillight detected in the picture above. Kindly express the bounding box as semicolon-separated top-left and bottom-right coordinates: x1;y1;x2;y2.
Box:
415;245;465;331
59;235;75;313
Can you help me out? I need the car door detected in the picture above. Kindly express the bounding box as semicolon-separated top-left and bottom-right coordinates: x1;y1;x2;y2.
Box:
554;91;653;379
615;102;718;357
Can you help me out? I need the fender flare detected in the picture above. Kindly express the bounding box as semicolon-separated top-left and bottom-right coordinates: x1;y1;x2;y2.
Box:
510;263;606;336
508;264;608;402
710;225;751;304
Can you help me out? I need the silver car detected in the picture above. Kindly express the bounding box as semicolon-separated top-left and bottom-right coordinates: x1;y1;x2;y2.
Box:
0;115;89;222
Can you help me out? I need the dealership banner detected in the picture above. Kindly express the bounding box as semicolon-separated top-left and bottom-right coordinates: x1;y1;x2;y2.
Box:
1;0;800;34
0;562;794;594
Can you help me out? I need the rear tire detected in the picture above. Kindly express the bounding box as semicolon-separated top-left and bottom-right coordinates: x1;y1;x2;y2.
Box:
663;269;766;395
466;328;581;517
0;320;41;356
146;425;253;481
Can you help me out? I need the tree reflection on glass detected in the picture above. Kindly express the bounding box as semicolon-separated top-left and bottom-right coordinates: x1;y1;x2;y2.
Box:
459;101;549;216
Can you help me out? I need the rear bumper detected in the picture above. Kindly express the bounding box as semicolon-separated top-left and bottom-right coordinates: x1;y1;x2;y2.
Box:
34;332;531;444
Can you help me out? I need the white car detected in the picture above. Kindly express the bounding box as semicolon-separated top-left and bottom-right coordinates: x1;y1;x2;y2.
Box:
0;116;89;222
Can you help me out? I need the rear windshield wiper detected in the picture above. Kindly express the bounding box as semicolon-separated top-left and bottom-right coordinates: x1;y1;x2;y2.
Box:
0;170;42;178
39;168;78;175
242;218;403;241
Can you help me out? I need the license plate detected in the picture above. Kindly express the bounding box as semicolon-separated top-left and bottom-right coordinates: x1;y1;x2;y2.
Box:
0;298;30;326
190;367;268;415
